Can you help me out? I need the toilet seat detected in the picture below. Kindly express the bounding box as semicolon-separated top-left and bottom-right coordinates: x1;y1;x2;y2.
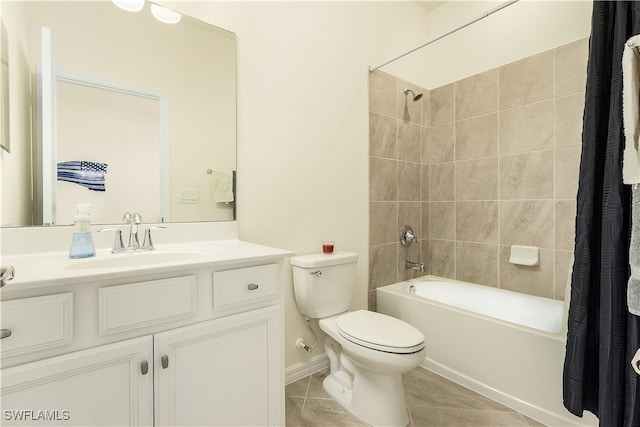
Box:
336;310;425;354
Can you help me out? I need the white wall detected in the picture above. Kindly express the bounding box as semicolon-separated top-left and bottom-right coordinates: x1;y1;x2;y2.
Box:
0;1;34;227
169;0;593;371
169;1;433;369
384;0;593;89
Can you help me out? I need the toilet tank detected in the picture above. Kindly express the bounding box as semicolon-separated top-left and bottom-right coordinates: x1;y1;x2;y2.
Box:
291;251;358;319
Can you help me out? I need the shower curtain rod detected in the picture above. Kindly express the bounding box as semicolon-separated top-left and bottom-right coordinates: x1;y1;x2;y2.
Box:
369;0;520;72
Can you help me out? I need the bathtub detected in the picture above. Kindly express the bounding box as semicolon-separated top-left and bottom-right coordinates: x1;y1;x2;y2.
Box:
377;277;598;427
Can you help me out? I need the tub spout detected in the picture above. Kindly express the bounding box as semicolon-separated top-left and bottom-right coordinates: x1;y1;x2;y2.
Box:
405;260;425;272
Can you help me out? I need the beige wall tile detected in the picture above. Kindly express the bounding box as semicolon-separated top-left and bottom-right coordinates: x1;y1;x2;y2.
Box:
369;70;396;116
456;242;499;287
500;101;554;155
555;145;581;199
430;123;454;164
369;112;397;159
368;289;378;312
369;38;587;302
399;201;423;239
421;164;430;201
430;162;454;201
421;91;431;128
555;38;588;97
456;201;498;243
398;121;421;161
430;202;455;240
370;202;397;245
455;157;499;201
420;239;429;276
370;157;397;201
455;69;499;120
500;151;554;199
429;239;454;279
421;126;430;165
398;161;421;201
499;246;554;298
500;200;554;248
555;200;576;251
500;101;554;154
499;50;554;109
430;83;454;126
555;93;585;148
455;113;499;161
422;202;430;240
370;243;398;289
555;250;574;301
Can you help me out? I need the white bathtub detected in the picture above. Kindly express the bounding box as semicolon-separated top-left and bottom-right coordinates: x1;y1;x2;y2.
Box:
377;277;598;427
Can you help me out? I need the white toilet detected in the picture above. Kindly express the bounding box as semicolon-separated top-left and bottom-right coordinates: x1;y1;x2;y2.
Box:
291;251;426;427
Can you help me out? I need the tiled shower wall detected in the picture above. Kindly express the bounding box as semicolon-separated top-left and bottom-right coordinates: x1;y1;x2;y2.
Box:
368;38;588;309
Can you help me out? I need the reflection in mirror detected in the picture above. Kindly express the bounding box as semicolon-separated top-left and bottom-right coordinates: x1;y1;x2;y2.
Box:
0;1;237;227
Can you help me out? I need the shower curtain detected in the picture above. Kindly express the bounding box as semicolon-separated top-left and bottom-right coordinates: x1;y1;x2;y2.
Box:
563;2;640;426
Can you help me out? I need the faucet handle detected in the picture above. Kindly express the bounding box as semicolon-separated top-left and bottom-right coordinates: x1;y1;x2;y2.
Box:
98;228;125;253
400;225;417;247
141;226;166;251
1;265;15;287
132;212;143;224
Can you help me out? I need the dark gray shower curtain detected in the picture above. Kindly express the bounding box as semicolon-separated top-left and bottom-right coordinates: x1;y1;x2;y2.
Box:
563;2;640;426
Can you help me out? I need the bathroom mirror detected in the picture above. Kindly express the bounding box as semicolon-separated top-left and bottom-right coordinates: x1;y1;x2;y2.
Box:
0;1;236;227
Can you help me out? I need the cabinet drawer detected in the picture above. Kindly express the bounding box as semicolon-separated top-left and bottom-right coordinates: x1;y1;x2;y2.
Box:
99;276;197;336
213;264;278;311
1;293;73;357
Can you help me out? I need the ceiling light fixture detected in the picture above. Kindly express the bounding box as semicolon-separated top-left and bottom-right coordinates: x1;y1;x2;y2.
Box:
150;4;182;24
112;0;144;12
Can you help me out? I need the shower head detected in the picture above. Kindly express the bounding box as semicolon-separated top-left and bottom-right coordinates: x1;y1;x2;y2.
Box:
403;88;423;102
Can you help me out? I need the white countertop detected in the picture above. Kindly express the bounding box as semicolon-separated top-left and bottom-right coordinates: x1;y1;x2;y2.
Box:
2;239;293;291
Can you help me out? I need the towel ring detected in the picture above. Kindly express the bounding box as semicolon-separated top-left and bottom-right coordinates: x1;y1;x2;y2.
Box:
206;169;212;175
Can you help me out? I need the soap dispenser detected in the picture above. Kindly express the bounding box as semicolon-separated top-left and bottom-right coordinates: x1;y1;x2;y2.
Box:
69;204;96;259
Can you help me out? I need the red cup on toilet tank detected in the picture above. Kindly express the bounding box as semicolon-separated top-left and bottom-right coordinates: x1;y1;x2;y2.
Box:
322;241;335;254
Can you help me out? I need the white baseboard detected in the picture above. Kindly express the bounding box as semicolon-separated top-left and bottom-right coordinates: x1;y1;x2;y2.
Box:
285;353;329;385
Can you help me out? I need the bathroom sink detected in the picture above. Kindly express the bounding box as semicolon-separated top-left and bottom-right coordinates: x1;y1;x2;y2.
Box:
65;250;208;270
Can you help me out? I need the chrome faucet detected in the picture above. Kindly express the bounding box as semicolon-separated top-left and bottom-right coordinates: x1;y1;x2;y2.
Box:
123;212;143;251
405;260;425;272
100;214;162;253
140;226;166;250
400;225;417;247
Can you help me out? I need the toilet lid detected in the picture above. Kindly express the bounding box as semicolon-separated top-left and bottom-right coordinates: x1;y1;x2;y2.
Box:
336;310;425;354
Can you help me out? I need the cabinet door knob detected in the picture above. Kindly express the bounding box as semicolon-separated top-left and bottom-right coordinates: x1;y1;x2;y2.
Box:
0;329;11;339
247;283;259;291
161;355;169;369
141;361;149;375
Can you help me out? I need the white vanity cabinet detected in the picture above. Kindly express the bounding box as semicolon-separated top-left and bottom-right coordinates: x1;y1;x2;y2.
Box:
155;305;281;426
1;336;154;426
0;246;289;427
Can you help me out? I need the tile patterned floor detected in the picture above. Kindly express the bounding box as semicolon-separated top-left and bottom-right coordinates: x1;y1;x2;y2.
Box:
285;367;546;427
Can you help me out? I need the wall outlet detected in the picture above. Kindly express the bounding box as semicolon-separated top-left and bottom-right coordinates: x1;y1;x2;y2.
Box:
179;190;199;204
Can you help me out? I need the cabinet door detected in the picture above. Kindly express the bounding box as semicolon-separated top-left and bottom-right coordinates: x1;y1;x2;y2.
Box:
1;336;153;426
155;305;283;426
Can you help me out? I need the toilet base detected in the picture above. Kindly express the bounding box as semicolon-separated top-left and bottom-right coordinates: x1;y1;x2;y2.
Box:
322;367;409;427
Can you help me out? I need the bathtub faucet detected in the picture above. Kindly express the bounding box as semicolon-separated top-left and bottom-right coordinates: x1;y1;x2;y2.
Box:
405;260;425;272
